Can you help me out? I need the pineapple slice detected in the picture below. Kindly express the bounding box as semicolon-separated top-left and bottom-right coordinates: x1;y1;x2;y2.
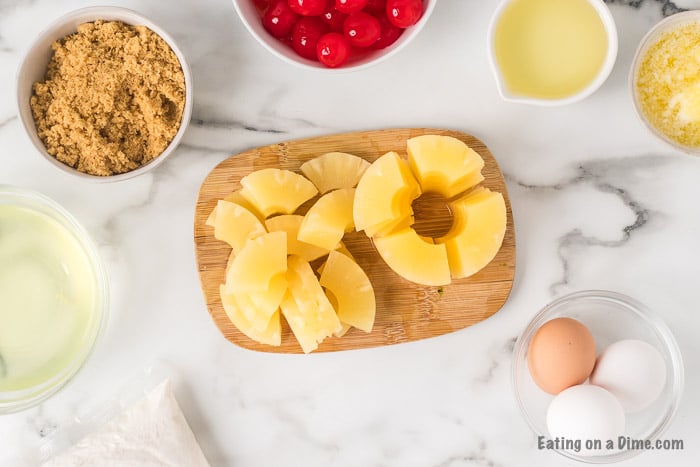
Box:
334;323;352;338
206;190;265;227
225;250;236;274
326;278;352;338
407;135;485;198
223;190;266;222
226;274;287;331
320;250;376;332
212;200;267;255
225;231;287;293
240;168;318;218
300;152;370;194
220;285;281;346
437;188;507;279
298;188;355;250
373;227;451;286
281;255;342;353
354;151;420;238
316;241;353;276
335;242;355;261
206;206;217;227
265;214;329;262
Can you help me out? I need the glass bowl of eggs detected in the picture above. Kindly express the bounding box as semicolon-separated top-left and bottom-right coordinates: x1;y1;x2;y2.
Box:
512;290;683;463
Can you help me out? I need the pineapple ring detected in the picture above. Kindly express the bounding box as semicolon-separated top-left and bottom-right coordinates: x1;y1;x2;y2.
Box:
356;135;507;285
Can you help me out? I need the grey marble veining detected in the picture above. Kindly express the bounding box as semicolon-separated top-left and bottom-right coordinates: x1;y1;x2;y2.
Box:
605;0;687;16
507;156;666;294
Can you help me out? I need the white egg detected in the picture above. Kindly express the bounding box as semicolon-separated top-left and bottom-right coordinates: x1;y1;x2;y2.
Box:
547;385;625;456
590;339;667;413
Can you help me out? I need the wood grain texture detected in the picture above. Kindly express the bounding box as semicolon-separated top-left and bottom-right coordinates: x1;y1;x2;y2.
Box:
194;128;516;353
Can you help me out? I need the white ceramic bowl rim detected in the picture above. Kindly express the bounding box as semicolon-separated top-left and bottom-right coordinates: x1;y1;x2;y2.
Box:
487;0;618;106
231;0;436;73
15;6;194;182
0;185;109;414
511;290;684;464
630;10;700;155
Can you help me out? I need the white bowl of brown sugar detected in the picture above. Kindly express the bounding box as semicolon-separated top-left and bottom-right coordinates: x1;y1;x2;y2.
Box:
16;6;193;182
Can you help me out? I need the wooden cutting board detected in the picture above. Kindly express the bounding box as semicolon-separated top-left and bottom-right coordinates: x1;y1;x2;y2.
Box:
194;128;516;353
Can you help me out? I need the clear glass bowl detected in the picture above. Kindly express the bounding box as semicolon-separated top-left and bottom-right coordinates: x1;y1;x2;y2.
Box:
0;186;108;413
512;290;684;463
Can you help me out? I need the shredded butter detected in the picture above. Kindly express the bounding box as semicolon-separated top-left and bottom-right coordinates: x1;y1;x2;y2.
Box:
30;20;186;176
636;22;700;148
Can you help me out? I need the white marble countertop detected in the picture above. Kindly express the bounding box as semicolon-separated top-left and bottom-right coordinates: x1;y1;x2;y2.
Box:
1;0;699;466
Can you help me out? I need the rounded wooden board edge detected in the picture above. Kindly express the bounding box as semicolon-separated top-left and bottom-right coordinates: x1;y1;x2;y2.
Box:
194;128;516;354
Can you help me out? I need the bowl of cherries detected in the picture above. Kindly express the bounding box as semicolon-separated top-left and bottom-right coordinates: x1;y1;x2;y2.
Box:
233;0;435;70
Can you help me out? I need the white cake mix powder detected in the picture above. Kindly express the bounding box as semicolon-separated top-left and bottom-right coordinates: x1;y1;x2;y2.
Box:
41;380;210;467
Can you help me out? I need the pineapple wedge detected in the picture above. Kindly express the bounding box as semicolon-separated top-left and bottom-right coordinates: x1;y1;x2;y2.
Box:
240;168;318;218
206;190;265;227
437;188;507;279
353;151;420;238
281;255;342;353
227;274;287;331
265;214;330;262
320;250;376;332
407;135;484;199
225;231;287;293
300;152;370;194
223;190;266;222
298;188;355;250
212;200;267;255
220;285;281;346
373;227;451;286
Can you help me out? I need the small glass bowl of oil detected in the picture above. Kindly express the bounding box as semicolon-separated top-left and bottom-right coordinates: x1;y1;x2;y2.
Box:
0;186;108;413
488;0;618;106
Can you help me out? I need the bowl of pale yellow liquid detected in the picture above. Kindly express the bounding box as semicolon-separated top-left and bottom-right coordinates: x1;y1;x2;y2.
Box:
0;186;107;413
488;0;618;106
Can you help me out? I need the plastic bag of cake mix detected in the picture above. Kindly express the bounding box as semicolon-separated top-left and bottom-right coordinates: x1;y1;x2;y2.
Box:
35;364;211;467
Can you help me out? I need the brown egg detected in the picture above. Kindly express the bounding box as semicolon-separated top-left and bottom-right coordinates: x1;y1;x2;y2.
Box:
527;317;596;394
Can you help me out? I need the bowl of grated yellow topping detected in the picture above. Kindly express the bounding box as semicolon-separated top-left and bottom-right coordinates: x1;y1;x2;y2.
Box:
632;11;700;154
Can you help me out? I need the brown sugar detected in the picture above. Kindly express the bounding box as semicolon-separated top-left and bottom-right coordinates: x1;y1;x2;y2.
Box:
30;20;186;176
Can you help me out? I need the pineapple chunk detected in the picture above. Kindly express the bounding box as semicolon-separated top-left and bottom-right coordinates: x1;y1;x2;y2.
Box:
373;227;451;286
407;135;484;198
225;250;236;274
225;231;287;293
300;152;370;194
265;215;329;262
206;190;265;227
227;274;287;331
223;190;266;222
354;151;420;238
206;206;217;227
334;322;352;338
298;188;355;250
279;293;316;353
335;242;355;261
320;250;376;332
281;255;342;353
220;285;281;346
240;168;318;218
212;200;267;255
437;188;507;279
